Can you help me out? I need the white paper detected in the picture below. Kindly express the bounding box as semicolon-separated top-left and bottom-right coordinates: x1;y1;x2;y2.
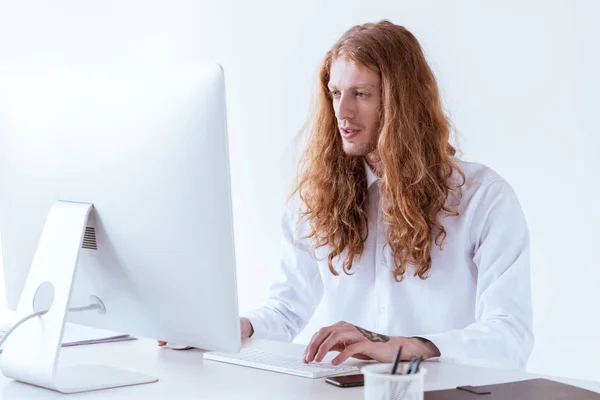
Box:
0;322;136;353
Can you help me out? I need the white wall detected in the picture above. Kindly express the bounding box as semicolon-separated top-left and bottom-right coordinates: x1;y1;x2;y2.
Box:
1;0;598;382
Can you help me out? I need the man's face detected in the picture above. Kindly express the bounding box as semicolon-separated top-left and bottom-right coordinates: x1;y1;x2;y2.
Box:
328;58;381;156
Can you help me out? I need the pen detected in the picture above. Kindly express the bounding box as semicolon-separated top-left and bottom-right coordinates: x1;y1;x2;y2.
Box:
391;346;402;375
406;356;422;374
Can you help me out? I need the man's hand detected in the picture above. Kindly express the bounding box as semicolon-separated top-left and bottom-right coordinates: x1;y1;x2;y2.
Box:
303;321;440;365
240;317;254;338
157;317;254;347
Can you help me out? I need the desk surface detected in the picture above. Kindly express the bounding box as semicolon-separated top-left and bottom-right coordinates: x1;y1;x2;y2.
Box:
1;337;599;399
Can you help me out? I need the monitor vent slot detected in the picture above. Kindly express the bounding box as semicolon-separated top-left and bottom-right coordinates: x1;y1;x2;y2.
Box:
82;227;98;250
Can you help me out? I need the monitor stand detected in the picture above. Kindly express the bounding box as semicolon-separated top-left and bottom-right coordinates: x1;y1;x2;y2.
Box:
0;201;158;393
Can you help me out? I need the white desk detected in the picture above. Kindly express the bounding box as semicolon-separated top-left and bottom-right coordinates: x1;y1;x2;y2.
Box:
1;337;599;399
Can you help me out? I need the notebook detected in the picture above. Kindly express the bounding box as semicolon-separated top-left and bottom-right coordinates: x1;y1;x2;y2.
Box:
0;322;136;353
425;378;600;400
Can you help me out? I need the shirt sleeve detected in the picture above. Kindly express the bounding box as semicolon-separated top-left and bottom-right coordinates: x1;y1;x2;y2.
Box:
241;205;324;342
420;180;534;368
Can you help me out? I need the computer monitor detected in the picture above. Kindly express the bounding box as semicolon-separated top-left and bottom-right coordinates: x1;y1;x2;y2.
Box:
0;64;241;393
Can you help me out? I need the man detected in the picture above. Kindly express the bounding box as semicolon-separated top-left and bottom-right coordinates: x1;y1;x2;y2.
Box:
240;20;533;369
163;20;533;368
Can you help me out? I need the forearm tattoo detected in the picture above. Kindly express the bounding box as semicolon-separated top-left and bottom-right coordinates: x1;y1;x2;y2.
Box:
355;326;390;343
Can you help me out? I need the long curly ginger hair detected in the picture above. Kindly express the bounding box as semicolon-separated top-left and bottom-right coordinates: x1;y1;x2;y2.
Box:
291;20;465;282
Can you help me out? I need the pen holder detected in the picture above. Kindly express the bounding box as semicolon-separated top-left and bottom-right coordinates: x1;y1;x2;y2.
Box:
361;364;427;400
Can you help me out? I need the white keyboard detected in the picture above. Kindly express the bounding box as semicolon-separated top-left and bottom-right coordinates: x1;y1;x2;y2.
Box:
203;348;359;378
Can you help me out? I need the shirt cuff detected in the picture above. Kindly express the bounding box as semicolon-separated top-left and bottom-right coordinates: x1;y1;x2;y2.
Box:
416;332;457;364
241;310;270;340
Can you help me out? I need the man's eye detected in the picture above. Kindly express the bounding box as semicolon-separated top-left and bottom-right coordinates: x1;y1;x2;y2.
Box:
356;92;368;97
330;90;340;97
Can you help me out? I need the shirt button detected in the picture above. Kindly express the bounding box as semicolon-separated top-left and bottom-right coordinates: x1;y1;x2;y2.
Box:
379;306;386;313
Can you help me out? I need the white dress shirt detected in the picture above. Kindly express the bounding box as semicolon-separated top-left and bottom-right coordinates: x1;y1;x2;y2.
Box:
244;160;533;368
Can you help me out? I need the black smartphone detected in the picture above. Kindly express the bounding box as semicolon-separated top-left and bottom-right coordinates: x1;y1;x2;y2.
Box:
325;373;365;388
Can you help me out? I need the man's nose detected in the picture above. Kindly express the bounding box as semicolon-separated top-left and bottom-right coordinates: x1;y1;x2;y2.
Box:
335;93;355;121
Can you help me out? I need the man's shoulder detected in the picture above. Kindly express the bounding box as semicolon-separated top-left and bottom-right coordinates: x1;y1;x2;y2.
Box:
453;159;522;216
285;191;304;218
281;192;316;246
455;159;510;194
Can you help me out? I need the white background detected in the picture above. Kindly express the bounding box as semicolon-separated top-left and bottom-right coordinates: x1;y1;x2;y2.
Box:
0;0;598;382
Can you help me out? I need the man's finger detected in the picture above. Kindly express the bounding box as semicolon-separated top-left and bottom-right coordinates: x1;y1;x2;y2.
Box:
304;327;333;363
157;341;167;346
303;331;319;359
331;342;365;365
314;332;344;363
330;342;345;353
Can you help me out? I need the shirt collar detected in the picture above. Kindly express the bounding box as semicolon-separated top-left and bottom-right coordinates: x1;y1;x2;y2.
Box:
364;160;380;188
